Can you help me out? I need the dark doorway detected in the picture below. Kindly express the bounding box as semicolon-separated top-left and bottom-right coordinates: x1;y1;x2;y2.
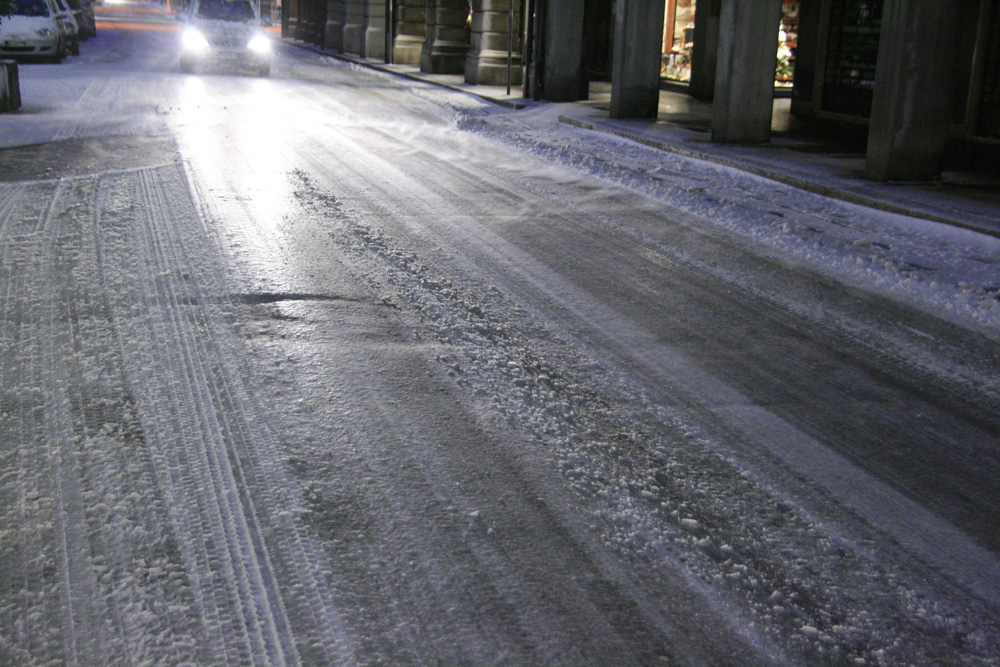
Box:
584;0;614;80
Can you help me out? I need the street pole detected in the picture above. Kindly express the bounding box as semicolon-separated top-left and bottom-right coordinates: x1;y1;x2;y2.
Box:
385;0;394;64
506;0;513;95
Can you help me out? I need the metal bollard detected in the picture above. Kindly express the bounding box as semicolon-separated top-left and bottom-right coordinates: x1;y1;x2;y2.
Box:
0;60;21;113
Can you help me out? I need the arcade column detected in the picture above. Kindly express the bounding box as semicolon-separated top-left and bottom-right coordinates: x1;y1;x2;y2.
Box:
609;0;666;118
393;0;427;65
466;0;522;86
865;0;960;181
421;0;470;74
711;0;782;144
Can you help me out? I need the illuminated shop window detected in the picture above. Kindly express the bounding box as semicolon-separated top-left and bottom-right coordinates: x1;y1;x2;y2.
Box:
660;0;800;86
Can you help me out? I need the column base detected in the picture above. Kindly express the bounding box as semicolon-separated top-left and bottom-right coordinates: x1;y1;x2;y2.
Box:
422;41;468;74
343;23;363;55
325;20;344;51
393;34;425;65
365;26;386;59
465;51;522;86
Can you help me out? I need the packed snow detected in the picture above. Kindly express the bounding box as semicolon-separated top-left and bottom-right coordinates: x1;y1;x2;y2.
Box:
1;13;999;666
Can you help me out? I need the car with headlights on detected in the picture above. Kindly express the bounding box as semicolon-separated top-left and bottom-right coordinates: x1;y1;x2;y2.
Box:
0;0;67;62
178;0;271;77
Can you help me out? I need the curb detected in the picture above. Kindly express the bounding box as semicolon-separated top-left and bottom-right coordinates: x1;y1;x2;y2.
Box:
285;39;529;111
558;115;999;238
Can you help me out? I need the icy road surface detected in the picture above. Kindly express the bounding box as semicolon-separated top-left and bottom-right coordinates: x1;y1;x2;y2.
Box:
2;16;1000;667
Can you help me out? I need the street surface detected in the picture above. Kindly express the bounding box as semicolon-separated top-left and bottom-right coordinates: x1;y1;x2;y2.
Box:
1;7;999;665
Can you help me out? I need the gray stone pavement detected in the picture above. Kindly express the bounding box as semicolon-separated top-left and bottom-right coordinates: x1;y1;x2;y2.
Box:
292;42;1000;239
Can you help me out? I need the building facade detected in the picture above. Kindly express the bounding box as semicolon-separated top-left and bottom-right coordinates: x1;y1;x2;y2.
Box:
283;0;999;180
284;0;523;85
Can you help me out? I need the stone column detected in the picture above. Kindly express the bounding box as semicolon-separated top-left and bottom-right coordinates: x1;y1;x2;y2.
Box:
540;0;586;101
325;0;345;50
465;0;521;86
364;0;386;59
343;0;365;55
393;0;426;65
609;0;665;118
865;0;961;181
711;0;782;144
421;0;469;74
688;0;720;101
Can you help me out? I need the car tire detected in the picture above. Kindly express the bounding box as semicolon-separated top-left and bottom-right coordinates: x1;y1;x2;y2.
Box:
180;56;196;73
70;38;80;56
50;38;65;63
257;63;270;77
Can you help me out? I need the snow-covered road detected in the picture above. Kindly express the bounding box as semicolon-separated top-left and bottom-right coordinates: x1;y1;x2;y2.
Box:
2;16;999;666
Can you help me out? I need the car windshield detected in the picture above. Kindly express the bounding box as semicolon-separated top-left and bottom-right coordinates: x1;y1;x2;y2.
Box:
196;0;255;22
15;0;51;16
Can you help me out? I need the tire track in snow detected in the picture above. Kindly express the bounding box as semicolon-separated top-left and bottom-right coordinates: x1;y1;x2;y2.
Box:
37;178;113;666
95;163;355;665
1;167;355;664
53;76;157;142
49;72;170;142
3;176;207;665
1;180;71;665
52;78;106;143
0;183;27;240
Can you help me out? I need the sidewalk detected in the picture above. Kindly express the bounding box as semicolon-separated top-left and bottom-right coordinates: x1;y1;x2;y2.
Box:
292;43;1000;239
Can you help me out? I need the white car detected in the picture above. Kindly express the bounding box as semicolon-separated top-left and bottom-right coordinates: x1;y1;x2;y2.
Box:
0;0;67;62
179;0;271;77
51;0;79;56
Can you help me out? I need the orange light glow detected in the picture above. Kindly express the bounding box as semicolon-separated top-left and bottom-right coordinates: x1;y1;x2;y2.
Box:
94;20;180;30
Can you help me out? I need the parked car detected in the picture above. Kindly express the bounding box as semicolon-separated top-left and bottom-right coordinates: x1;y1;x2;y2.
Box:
0;0;67;63
51;0;79;55
178;0;271;76
65;0;95;39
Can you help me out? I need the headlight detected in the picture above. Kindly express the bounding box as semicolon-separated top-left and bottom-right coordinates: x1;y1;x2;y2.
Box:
247;33;270;55
36;28;53;36
182;28;210;53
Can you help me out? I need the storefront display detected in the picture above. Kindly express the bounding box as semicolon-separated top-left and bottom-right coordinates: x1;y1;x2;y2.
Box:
660;0;800;85
777;0;798;86
662;0;695;81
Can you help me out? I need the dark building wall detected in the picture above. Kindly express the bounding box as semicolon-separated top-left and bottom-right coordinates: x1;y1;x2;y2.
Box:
788;0;997;170
978;1;1000;139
